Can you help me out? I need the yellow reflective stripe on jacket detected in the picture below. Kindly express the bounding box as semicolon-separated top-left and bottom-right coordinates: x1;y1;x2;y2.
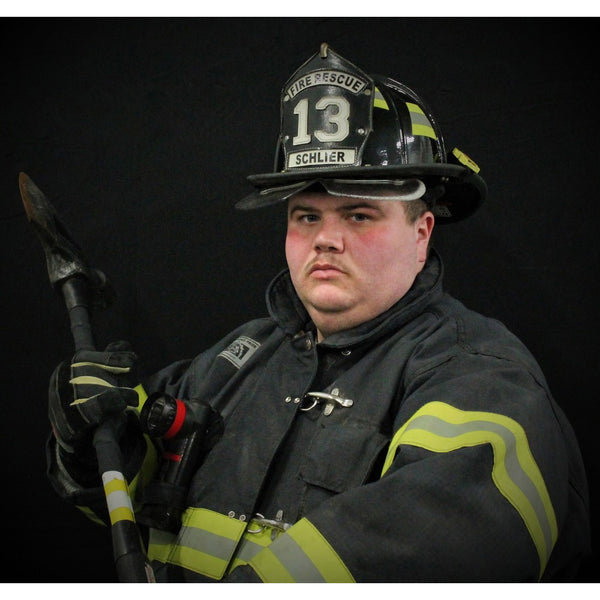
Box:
134;383;148;413
248;518;355;582
381;401;557;579
227;518;278;573
147;507;247;580
148;528;178;564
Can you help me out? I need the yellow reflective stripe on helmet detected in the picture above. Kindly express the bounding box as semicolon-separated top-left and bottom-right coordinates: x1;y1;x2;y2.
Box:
147;507;247;580
102;470;135;525
249;518;355;583
373;87;389;110
381;401;557;579
406;101;437;139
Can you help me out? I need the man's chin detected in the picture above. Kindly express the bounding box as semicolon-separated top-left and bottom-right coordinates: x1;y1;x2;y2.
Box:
305;291;356;318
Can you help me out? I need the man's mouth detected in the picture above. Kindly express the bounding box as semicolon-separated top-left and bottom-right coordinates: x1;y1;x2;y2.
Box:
309;263;345;278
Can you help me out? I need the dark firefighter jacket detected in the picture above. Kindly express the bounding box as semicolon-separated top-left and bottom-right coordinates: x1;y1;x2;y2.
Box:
47;249;591;582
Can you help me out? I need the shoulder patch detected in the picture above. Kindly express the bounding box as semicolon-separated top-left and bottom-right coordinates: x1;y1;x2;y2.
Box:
218;336;261;369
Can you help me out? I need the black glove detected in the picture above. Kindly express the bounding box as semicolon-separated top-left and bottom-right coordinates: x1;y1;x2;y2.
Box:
49;341;140;455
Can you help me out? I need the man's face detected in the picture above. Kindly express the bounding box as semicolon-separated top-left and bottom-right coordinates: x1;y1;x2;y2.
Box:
285;192;434;341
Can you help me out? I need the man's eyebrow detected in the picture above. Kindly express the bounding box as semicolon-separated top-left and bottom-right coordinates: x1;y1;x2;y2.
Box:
289;201;382;215
339;202;382;212
289;203;318;215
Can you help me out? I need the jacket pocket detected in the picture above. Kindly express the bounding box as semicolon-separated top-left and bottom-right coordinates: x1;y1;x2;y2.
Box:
299;423;390;494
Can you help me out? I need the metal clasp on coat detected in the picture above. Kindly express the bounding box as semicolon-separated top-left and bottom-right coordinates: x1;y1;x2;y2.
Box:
300;389;353;416
247;510;292;540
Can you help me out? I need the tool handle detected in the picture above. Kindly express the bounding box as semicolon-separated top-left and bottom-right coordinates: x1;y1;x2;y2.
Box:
62;277;96;351
62;277;154;582
95;419;155;583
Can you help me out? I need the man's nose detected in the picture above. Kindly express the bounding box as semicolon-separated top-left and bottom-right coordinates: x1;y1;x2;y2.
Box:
314;218;344;252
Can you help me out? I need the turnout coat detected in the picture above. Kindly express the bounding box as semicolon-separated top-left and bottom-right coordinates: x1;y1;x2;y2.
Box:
47;250;591;582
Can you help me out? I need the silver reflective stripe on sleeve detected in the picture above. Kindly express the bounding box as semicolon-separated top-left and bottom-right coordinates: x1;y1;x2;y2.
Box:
248;518;355;582
381;401;558;579
147;507;247;580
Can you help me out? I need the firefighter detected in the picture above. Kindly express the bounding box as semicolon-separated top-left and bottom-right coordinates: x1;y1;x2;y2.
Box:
46;43;591;582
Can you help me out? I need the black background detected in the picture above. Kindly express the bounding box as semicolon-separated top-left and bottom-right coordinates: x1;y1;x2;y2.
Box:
1;17;598;582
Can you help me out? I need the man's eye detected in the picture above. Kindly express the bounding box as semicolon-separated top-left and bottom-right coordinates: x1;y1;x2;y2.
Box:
300;214;319;223
350;213;370;222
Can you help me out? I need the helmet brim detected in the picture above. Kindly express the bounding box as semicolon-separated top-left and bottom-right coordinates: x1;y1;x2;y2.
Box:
236;163;487;224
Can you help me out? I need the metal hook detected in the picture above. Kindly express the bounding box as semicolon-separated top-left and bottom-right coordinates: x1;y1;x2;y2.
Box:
300;390;354;416
247;510;292;540
247;513;265;534
300;396;318;412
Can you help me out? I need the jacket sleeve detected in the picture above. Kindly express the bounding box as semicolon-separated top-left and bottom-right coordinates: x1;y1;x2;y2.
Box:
230;354;583;583
45;323;266;526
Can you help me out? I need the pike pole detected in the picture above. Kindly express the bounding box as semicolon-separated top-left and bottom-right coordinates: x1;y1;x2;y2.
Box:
19;172;154;583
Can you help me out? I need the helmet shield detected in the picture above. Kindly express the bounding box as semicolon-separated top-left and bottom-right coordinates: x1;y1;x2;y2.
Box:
237;43;487;223
280;44;374;171
252;177;427;208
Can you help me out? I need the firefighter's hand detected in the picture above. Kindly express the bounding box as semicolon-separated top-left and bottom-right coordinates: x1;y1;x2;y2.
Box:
49;341;140;453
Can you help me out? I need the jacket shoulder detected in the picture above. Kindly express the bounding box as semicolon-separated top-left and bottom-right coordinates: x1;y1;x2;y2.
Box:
424;293;544;374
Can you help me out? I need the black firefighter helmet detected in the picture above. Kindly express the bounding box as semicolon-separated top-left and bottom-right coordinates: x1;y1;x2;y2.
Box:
236;43;487;223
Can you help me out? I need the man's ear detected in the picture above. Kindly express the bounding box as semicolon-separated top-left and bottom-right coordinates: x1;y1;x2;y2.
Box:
416;211;435;263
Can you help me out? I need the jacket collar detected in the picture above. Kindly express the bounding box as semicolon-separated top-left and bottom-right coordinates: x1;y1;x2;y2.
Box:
266;248;445;348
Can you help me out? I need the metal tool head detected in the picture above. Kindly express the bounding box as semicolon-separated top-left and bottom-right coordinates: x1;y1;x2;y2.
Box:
19;172;114;309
